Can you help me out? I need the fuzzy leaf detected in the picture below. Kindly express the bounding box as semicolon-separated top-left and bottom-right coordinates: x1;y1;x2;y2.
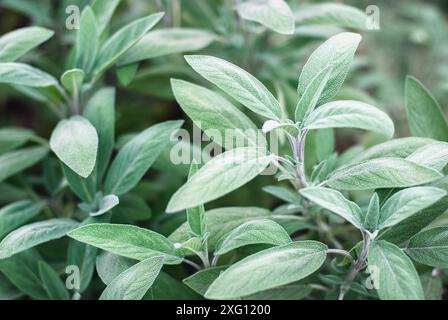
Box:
75;6;98;75
406;142;448;171
38;261;69;300
0;146;49;183
406;227;448;268
91;0;121;35
0;200;45;239
60;68;84;95
0;62;58;87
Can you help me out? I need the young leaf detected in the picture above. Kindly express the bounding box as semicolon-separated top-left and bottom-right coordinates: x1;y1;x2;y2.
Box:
185;55;282;120
262;185;302;204
363;193;380;232
89;194;119;217
406;142;448;171
236;0;295;35
50;116;98;178
38;261;70;300
68;223;183;264
378;187;447;230
406;227;448;268
327;158;442;190
104;120;183;195
166;147;274;212
0;219;79;259
405;76;448;141
94;12;164;76
298;33;361;105
295;66;332;122
367;240;424;300
299;187;363;229
0;200;45;238
75;6;98;75
0;26;54;62
183;266;227;296
62;164;96;203
186;164;205;237
116;63;138;86
261;120;299;137
91;0;121;35
83;87;116;180
0;146;49;183
303;100;394;138
0;62;58;87
205;241;327;299
100;256;163;300
119;28;216;65
214;219;291;255
60;68;84;95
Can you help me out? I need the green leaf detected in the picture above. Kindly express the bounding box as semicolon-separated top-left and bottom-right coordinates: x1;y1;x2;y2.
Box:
0;26;54;62
298;32;361;105
0;62;58;87
300;187;363;229
0;218;79;259
295;66;332;122
303;100;394;138
99;256;163;300
62;164;96;203
262;185;301;204
91;0;121;35
315;128;335;162
0;127;37;154
50;116;98;178
244;285;312;300
68;223;183;264
406;142;448;171
327;158;442;190
75;6;98;75
368;240;424;300
236;0;295;35
104;120;183;195
38;261;69;300
421;273;443;300
0;200;45;239
206;241;327;299
96;252;135;285
183;266;227;296
83;87;116;180
0;274;22;300
0;146;49;183
378;187;446;230
60;68;84;95
171;79;264;149
112;194;152;222
94;12;164;75
88;194;119;217
363;193;380;232
215;219;291;255
170;207;271;251
186;163;206;237
405;76;448;141
185;55;282;120
406;227;448;268
119;28;216;65
295;3;368;30
166;147;274;212
116;63;138;86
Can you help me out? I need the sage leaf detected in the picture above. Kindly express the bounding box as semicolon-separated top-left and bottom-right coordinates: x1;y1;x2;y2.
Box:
0;127;37;154
38;261;69;300
363;193;380;232
0;62;58;87
0;200;45;239
186;163;205;237
96;252;135;285
205;241;327;299
91;0;121;35
262;185;302;204
60;68;84;95
112;194;152;222
62;164;96;203
75;6;98;76
0;146;49;183
406;227;448;268
406;142;448;172
89;194;119;217
185;55;282;120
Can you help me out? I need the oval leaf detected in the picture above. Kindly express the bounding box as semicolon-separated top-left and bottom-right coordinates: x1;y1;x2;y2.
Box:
0;200;45;239
406;227;448;268
0;146;49;183
0;62;58;87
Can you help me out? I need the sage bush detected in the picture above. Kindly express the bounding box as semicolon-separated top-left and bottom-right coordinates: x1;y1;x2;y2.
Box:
0;0;447;300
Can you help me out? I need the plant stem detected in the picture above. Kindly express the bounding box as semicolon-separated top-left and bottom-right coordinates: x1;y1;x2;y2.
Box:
183;259;201;271
338;231;372;300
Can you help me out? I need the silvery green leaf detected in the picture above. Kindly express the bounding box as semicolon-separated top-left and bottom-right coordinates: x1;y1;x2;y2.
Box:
236;0;295;35
89;194;119;217
262;185;301;204
119;28;216;65
0;200;45;239
0;146;49;183
351;137;435;164
215;219;291;255
63;164;96;203
91;0;121;35
298;32;361;105
75;7;97;75
38;261;70;300
406;227;448;268
406;142;448;172
60;68;84;95
171;79;263;149
50;116;98;178
112;194;152;222
94;12;164;75
185;55;282;120
83;87;116;180
363;193;380;232
0;62;58;87
0;127;37;154
295;3;368;30
0;26;54;62
378;187;446;230
261;120;299;137
186;163;205;237
0;219;79;259
295;66;332;122
116;63;138;86
96;252;135;285
183;266;227;296
367;240;424;300
244;285;312;300
68;223;183;264
100;256;163;300
299;187;363;229
315;128;335;162
205;241;327;299
104;120;183;195
327;158;442;190
405;76;448;141
166;147;274;212
169;207;271;251
303;100;394;138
